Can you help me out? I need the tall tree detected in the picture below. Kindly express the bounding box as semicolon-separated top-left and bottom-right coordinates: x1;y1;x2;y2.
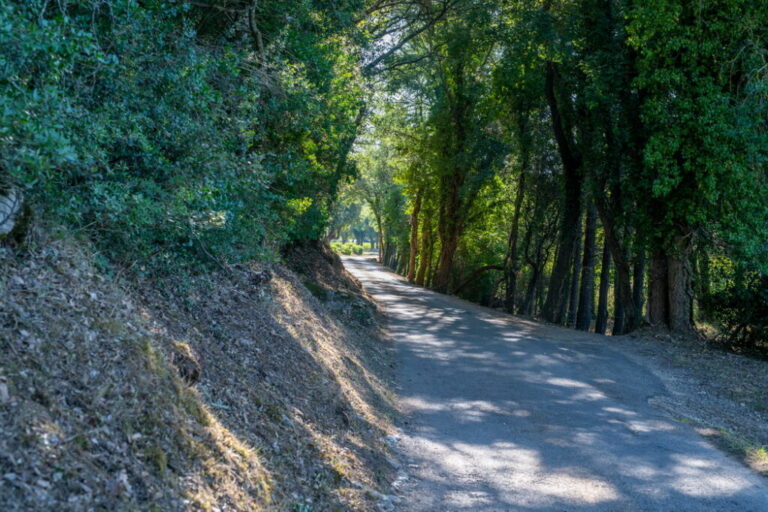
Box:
629;0;768;332
576;203;598;331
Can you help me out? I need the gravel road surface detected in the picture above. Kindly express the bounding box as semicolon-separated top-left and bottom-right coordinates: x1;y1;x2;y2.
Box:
343;256;768;511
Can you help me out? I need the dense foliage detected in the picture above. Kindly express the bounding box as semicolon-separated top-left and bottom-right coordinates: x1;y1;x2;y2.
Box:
345;0;768;351
331;241;365;255
1;0;365;273
3;0;767;350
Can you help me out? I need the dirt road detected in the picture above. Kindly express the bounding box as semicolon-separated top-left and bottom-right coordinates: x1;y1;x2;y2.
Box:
343;256;768;511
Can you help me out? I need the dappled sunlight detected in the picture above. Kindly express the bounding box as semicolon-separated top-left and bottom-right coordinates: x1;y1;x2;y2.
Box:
546;377;593;388
622;419;676;434
344;257;768;510
403;435;622;508
602;406;637;416
670;454;754;498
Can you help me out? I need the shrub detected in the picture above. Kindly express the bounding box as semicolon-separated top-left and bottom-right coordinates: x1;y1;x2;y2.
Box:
330;242;363;255
704;272;768;358
0;1;363;274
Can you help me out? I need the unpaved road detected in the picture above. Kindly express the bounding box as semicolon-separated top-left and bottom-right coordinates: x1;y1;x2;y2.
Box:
343;256;768;511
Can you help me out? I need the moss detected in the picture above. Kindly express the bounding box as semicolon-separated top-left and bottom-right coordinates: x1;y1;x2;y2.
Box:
72;433;91;451
145;445;168;473
178;389;211;427
136;337;169;379
134;411;163;437
93;317;128;337
303;280;330;301
265;403;283;423
192;403;212;427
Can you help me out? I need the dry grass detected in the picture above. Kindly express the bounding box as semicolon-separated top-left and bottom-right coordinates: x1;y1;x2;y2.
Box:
614;329;768;477
0;223;396;511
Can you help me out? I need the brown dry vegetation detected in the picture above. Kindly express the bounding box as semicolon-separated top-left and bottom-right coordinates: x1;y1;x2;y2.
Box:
612;330;768;477
0;223;396;511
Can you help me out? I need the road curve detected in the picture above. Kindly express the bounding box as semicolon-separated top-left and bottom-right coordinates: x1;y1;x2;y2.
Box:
343;256;768;512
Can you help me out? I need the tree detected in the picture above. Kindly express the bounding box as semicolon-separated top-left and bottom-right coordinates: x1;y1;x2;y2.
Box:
628;0;768;332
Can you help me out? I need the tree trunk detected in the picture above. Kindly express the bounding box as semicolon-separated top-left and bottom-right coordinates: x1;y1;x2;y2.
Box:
612;269;625;336
696;251;711;322
566;212;584;328
595;239;611;335
576;203;597;331
0;186;28;244
595;202;638;333
536;273;547;316
544;199;583;325
504;170;526;313
667;235;695;333
632;252;646;325
648;249;669;327
385;239;398;269
415;213;431;286
433;231;460;293
541;62;584;324
407;188;423;283
520;266;540;316
374;213;385;263
426;227;436;288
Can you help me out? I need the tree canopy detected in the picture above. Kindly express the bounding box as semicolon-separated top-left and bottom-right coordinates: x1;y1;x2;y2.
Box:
345;0;768;350
2;0;767;350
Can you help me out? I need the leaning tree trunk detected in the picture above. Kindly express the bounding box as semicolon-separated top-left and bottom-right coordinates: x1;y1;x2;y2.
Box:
595;240;611;335
576;203;597;331
407;188;423;283
504;102;531;313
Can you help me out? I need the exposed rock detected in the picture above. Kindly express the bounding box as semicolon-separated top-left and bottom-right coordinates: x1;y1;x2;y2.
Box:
0;185;30;245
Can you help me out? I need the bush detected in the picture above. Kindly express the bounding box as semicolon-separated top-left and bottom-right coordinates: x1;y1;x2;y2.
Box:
330;242;363;255
0;1;363;275
704;272;768;358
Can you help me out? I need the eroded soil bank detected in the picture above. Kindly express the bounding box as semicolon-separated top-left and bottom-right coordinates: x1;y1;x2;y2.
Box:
0;227;397;511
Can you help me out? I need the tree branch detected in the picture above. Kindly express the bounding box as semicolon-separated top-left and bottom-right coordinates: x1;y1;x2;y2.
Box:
362;0;455;75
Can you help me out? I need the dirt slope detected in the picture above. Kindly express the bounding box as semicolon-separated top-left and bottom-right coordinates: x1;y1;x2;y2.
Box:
0;225;396;511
